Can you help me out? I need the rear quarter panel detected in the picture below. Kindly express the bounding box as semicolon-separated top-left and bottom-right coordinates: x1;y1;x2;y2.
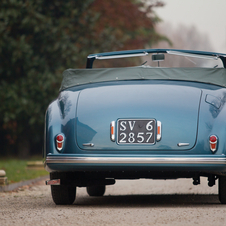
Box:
44;90;79;157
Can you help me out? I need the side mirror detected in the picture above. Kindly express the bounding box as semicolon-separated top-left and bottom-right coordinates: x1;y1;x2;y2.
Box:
152;54;165;62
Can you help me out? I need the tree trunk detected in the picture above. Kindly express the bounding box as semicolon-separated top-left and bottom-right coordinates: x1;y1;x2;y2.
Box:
17;138;30;158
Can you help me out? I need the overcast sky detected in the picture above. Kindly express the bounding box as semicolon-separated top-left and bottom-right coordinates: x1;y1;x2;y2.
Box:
154;0;226;53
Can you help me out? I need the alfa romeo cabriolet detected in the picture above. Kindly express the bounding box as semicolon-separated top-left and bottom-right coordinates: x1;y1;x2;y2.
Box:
44;49;226;205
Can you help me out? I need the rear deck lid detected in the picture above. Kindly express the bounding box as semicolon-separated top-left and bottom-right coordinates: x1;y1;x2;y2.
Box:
76;82;201;151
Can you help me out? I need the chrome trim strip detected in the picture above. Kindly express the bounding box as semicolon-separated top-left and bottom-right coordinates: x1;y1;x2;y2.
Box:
46;156;226;165
177;143;190;147
96;52;148;60
87;55;98;59
167;51;218;60
83;143;94;147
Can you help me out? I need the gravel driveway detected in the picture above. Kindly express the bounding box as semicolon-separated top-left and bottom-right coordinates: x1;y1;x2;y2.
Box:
0;177;225;225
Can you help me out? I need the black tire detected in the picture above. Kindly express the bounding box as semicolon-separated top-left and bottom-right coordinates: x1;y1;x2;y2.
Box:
51;185;76;205
219;176;226;204
86;185;106;196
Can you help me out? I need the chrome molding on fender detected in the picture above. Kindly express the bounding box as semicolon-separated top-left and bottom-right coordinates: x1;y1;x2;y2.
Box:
45;156;226;165
83;143;94;147
177;143;190;147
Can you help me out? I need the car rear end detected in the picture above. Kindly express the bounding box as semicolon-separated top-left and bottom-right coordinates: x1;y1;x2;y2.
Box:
44;50;226;204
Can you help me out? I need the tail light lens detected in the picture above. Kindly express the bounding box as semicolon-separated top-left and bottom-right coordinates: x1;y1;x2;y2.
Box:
209;135;218;153
110;121;115;142
56;134;64;151
157;121;162;141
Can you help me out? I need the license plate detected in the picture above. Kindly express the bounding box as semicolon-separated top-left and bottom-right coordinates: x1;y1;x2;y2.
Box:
117;119;156;144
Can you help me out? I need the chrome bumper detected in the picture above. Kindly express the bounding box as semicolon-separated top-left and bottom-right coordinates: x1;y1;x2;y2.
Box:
45;155;226;165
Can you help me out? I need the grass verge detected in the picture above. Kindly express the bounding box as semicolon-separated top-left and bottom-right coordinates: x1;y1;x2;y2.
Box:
0;158;49;184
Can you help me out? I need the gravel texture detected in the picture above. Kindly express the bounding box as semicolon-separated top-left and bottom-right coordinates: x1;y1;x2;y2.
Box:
0;177;225;226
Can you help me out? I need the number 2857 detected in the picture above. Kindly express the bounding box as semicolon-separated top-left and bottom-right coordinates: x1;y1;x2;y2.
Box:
117;120;155;144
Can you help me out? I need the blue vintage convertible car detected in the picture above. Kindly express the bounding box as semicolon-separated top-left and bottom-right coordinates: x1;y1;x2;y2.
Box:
44;49;226;205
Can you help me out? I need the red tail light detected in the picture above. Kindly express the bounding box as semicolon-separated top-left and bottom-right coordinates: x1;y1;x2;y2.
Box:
209;135;218;153
56;134;64;151
110;121;115;142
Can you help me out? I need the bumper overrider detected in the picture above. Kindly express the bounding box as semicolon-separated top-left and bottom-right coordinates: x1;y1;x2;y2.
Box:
44;154;226;173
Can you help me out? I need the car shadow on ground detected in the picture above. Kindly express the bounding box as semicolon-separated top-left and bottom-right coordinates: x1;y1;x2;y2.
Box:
74;194;220;207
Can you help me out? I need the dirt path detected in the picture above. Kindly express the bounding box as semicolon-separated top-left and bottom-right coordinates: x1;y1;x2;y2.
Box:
0;177;225;225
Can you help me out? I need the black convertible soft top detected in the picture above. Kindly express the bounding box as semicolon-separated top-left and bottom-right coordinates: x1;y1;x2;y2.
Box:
60;67;226;91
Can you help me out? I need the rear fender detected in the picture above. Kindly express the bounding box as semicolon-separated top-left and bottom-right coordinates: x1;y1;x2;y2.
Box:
197;89;226;155
44;90;79;158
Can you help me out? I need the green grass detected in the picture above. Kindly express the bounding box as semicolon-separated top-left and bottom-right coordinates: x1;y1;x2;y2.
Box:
0;158;49;184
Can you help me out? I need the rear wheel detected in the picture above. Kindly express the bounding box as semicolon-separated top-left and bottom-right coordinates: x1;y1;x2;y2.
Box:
219;176;226;204
50;172;76;205
51;185;76;205
86;185;106;196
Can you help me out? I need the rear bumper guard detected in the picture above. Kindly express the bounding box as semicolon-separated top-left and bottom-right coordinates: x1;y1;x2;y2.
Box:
46;179;60;185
